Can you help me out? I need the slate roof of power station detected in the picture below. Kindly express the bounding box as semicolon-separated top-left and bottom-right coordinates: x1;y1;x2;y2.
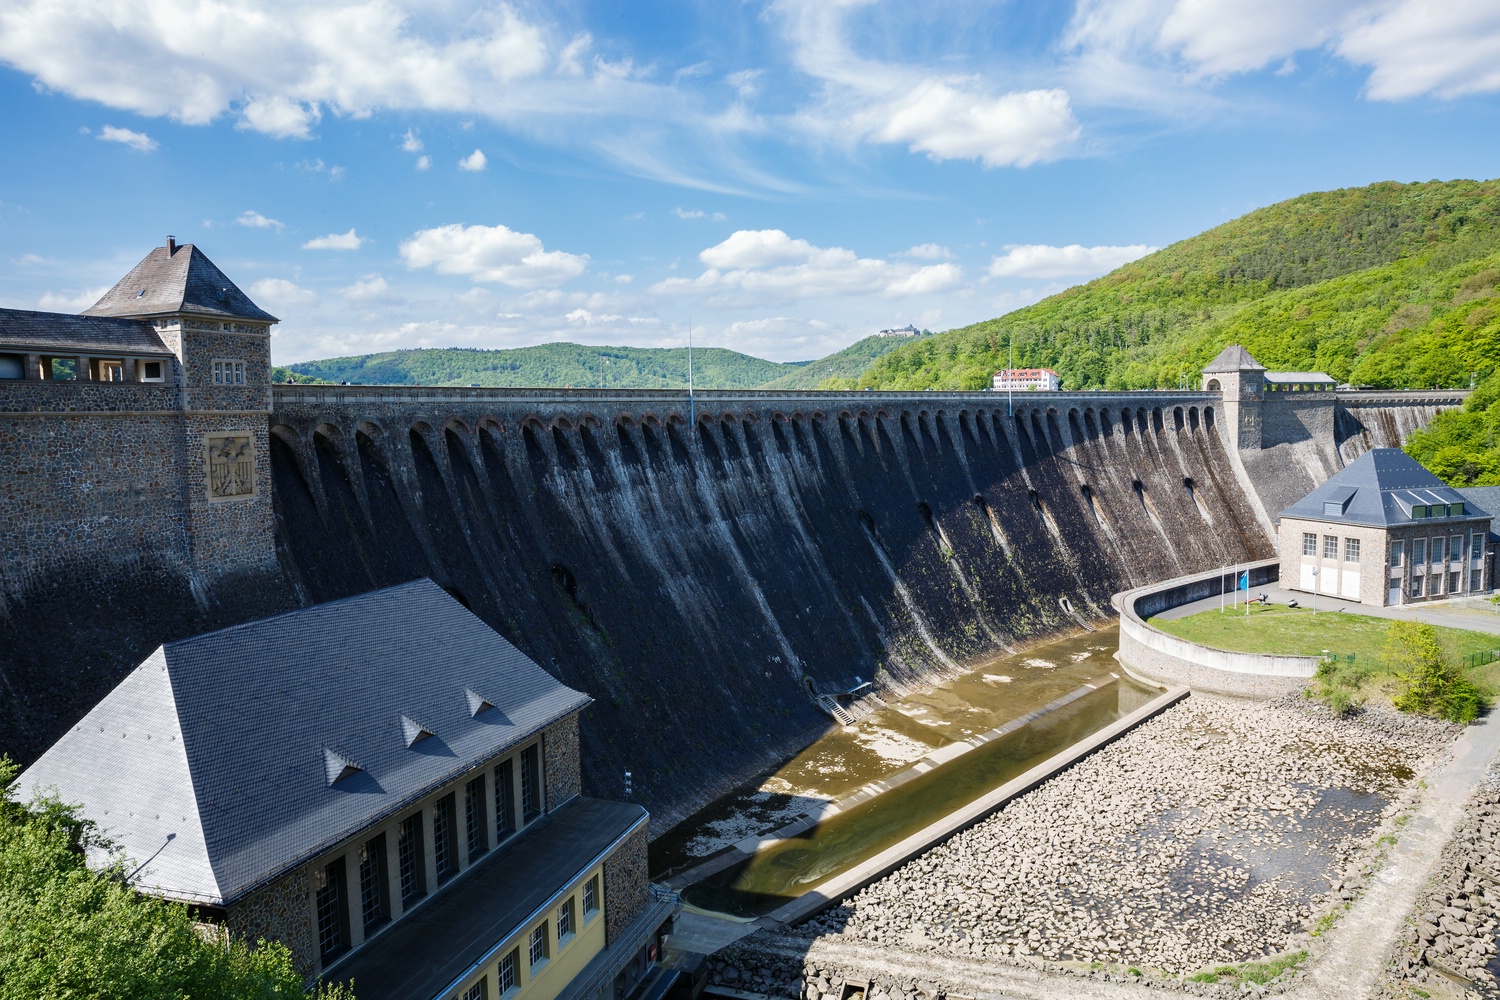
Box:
1279;448;1483;528
0;309;173;356
83;241;278;323
16;578;589;907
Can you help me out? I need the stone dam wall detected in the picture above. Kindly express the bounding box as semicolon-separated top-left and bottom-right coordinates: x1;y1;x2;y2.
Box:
263;388;1268;825
0;385;1454;829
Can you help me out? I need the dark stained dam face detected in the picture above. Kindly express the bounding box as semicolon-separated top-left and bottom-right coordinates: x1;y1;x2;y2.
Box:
655;625;1159;918
260;394;1267;828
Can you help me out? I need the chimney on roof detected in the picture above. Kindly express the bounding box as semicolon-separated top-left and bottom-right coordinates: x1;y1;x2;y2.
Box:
166;236;177;255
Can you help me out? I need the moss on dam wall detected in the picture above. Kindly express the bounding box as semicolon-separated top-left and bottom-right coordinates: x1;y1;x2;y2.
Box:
264;391;1270;825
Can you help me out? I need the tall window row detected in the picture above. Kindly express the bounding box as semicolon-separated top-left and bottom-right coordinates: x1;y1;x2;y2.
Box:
1390;532;1486;601
309;738;548;972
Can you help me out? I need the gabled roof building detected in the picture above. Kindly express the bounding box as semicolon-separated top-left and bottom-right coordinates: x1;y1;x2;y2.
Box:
1277;448;1493;606
18;579;669;1000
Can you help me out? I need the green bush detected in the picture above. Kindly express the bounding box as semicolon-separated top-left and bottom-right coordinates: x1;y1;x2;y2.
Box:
1310;654;1371;716
0;758;355;1000
1386;621;1492;723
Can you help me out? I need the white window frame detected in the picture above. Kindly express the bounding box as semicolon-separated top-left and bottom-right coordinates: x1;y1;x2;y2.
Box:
1302;532;1317;557
1344;538;1360;563
583;875;600;921
528;922;549;970
1323;535;1338;560
557;896;575;945
1390;540;1404;568
212;359;247;385
498;949;520;996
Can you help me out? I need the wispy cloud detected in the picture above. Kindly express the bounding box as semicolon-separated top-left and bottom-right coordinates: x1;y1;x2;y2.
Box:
988;243;1157;279
652;229;963;305
236;210;284;231
401;128;423;152
97;124;156;151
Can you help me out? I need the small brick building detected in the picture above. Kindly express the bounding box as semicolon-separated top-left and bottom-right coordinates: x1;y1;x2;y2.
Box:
16;579;668;1000
1277;448;1493;606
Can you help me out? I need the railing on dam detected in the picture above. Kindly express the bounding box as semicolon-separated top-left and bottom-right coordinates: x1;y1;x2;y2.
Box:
272;384;1220;408
1114;560;1320;698
1335;389;1469;406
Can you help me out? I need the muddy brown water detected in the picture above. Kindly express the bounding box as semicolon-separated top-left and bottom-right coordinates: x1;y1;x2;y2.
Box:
651;625;1160;917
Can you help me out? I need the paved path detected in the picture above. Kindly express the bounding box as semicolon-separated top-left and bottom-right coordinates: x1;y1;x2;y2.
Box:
1298;713;1500;999
1154;583;1500;637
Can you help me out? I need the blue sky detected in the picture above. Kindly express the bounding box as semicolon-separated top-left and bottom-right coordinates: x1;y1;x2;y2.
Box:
2;0;1498;365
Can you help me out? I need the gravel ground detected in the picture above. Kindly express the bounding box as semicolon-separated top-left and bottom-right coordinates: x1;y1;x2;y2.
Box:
708;694;1460;996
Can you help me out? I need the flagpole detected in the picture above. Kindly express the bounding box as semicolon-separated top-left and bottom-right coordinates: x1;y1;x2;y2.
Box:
687;318;695;427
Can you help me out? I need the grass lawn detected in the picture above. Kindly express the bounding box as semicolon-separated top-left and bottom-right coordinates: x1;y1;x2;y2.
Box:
1150;604;1500;672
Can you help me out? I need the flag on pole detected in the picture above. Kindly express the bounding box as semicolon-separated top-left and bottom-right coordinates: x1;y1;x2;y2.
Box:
1238;572;1249;591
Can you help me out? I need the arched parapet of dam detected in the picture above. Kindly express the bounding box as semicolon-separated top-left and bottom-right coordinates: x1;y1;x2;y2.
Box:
1114;560;1317;698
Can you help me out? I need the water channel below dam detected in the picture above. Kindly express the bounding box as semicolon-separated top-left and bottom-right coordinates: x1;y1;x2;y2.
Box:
651;624;1161;919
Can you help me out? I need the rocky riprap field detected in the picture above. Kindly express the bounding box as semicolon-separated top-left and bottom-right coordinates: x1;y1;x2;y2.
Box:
1387;782;1500;996
708;695;1458;996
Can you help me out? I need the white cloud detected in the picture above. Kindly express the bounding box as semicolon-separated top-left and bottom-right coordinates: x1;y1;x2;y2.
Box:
565;308;623;325
97;124;156;151
401;128;423;152
415;155;431;171
400;222;588;287
699;229;822;269
38;285;110;312
613;274;633;284
249;277;316;306
339;275;399;301
1064;0;1500;103
0;0;552;137
674;207;728;221
654;229;964;304
236;210;284;231
239;96;321;139
901;243;953;260
459;149;488;171
773;0;1080;168
1338;1;1500;100
988;243;1157;279
302;228;365;250
869;82;1079;168
883;262;963;297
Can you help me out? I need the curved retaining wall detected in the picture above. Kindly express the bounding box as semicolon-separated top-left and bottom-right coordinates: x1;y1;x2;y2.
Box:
1115;560;1318;698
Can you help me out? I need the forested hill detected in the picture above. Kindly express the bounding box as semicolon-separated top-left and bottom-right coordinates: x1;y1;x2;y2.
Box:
278;333;925;390
848;179;1500;392
283;343;796;389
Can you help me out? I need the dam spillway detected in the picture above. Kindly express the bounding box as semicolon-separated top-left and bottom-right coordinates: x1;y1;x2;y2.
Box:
266;388;1269;825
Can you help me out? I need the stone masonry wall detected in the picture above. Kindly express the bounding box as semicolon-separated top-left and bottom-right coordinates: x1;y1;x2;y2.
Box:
543;713;582;809
227;867;317;981
603;826;648;946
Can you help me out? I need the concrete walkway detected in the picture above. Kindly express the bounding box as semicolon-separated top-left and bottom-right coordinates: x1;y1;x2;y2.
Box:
1154;582;1500;637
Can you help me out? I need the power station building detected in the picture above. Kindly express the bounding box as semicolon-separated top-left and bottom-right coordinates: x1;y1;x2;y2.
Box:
1277;448;1493;606
16;580;671;1000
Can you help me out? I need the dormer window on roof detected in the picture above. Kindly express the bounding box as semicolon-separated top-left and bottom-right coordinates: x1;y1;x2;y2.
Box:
1322;487;1356;518
401;714;435;747
465;687;497;718
323;747;364;786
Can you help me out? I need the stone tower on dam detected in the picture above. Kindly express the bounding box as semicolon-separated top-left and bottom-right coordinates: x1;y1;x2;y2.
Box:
0;242;1468;826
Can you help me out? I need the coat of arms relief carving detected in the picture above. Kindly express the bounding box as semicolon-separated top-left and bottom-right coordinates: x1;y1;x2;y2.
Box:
204;433;255;501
